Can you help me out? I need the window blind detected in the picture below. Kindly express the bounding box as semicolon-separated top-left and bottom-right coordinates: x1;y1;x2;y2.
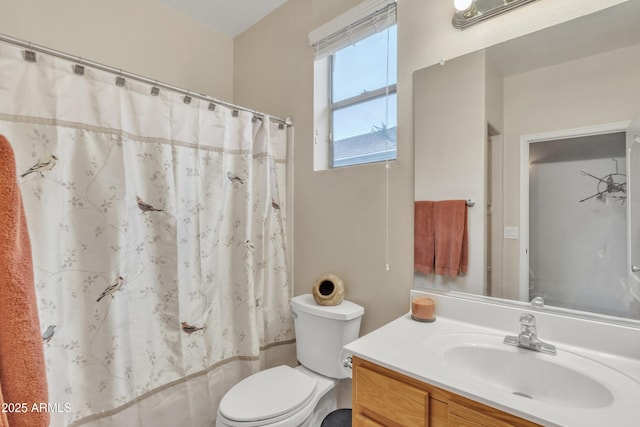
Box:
309;0;397;60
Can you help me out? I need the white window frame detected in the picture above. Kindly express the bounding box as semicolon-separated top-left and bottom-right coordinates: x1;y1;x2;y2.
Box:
310;0;397;171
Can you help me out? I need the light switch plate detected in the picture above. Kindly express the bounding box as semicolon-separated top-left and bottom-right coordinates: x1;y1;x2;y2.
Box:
504;226;518;239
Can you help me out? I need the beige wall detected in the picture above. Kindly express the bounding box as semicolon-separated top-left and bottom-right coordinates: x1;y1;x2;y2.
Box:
0;0;234;101
413;50;487;296
485;57;505;297
234;0;628;335
234;0;414;335
1;0;629;335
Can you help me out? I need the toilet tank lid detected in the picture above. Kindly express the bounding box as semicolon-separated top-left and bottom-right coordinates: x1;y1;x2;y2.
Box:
291;294;364;321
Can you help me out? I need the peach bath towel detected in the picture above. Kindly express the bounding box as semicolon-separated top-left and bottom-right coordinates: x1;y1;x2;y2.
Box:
414;201;435;274
433;200;468;277
0;384;8;427
0;134;49;427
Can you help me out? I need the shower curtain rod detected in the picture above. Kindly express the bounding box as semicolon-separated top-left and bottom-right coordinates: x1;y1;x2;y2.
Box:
0;33;293;128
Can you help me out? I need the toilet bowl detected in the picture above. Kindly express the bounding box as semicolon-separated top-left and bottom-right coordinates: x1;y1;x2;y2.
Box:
216;294;364;427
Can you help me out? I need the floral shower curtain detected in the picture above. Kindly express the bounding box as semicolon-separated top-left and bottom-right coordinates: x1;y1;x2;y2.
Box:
0;41;294;426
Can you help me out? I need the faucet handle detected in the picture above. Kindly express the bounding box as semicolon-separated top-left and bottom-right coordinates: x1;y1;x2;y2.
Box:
519;313;536;328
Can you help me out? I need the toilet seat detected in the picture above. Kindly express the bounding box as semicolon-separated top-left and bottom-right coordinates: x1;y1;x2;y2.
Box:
218;365;318;427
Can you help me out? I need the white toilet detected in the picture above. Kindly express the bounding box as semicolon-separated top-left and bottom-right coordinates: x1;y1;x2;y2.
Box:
216;293;364;427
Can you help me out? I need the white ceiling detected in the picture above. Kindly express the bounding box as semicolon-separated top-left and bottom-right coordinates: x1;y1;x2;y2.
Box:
159;0;289;37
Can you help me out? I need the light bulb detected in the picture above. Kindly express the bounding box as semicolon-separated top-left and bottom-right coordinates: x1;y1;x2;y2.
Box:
454;0;473;11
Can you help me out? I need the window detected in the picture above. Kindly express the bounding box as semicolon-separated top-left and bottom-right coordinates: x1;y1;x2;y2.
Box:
310;0;397;170
330;25;396;167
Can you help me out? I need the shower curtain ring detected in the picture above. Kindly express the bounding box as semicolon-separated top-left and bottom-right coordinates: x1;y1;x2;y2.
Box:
73;57;85;75
116;70;125;87
23;42;36;62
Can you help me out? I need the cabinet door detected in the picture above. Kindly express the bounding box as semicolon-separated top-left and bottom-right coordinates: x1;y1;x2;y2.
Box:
354;359;428;426
352;358;540;427
429;397;450;427
355;413;387;427
448;401;533;427
448;413;488;427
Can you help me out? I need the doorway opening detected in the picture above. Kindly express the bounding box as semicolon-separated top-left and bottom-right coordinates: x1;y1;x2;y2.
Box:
521;122;640;320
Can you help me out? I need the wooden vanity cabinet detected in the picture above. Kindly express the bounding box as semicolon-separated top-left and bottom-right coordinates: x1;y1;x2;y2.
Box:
352;356;540;427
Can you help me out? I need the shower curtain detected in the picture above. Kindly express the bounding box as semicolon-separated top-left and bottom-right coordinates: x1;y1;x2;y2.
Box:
0;41;294;427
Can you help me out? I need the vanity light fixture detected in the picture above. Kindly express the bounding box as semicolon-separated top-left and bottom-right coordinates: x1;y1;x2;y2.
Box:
452;0;539;30
454;0;475;17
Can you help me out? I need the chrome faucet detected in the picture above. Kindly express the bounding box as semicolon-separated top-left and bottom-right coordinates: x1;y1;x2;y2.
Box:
504;313;556;355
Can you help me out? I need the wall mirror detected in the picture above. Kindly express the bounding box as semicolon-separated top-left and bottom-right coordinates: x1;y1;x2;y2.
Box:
413;1;640;324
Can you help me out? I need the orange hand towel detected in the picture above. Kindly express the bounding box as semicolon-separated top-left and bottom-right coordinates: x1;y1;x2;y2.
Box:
433;200;468;277
0;384;8;427
0;134;49;427
414;201;435;274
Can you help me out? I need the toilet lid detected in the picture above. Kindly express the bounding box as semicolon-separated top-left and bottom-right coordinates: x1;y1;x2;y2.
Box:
219;365;318;424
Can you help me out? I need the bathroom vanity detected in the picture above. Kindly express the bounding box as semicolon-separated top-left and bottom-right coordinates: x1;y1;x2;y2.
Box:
352;356;538;426
344;291;640;427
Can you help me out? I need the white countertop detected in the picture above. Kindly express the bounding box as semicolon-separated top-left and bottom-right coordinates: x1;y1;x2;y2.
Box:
344;291;640;427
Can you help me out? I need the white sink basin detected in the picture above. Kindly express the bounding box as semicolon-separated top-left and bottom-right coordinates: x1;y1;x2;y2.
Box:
427;332;640;409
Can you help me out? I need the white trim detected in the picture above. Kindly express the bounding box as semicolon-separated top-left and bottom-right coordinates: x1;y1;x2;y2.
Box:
626;117;640;302
313;57;331;171
308;0;396;46
489;135;504;298
519;121;630;302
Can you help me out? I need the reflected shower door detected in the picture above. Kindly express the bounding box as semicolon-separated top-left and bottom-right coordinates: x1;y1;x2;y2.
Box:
627;115;640;295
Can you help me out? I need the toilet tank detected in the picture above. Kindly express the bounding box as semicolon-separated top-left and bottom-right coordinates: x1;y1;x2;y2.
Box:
290;294;364;379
